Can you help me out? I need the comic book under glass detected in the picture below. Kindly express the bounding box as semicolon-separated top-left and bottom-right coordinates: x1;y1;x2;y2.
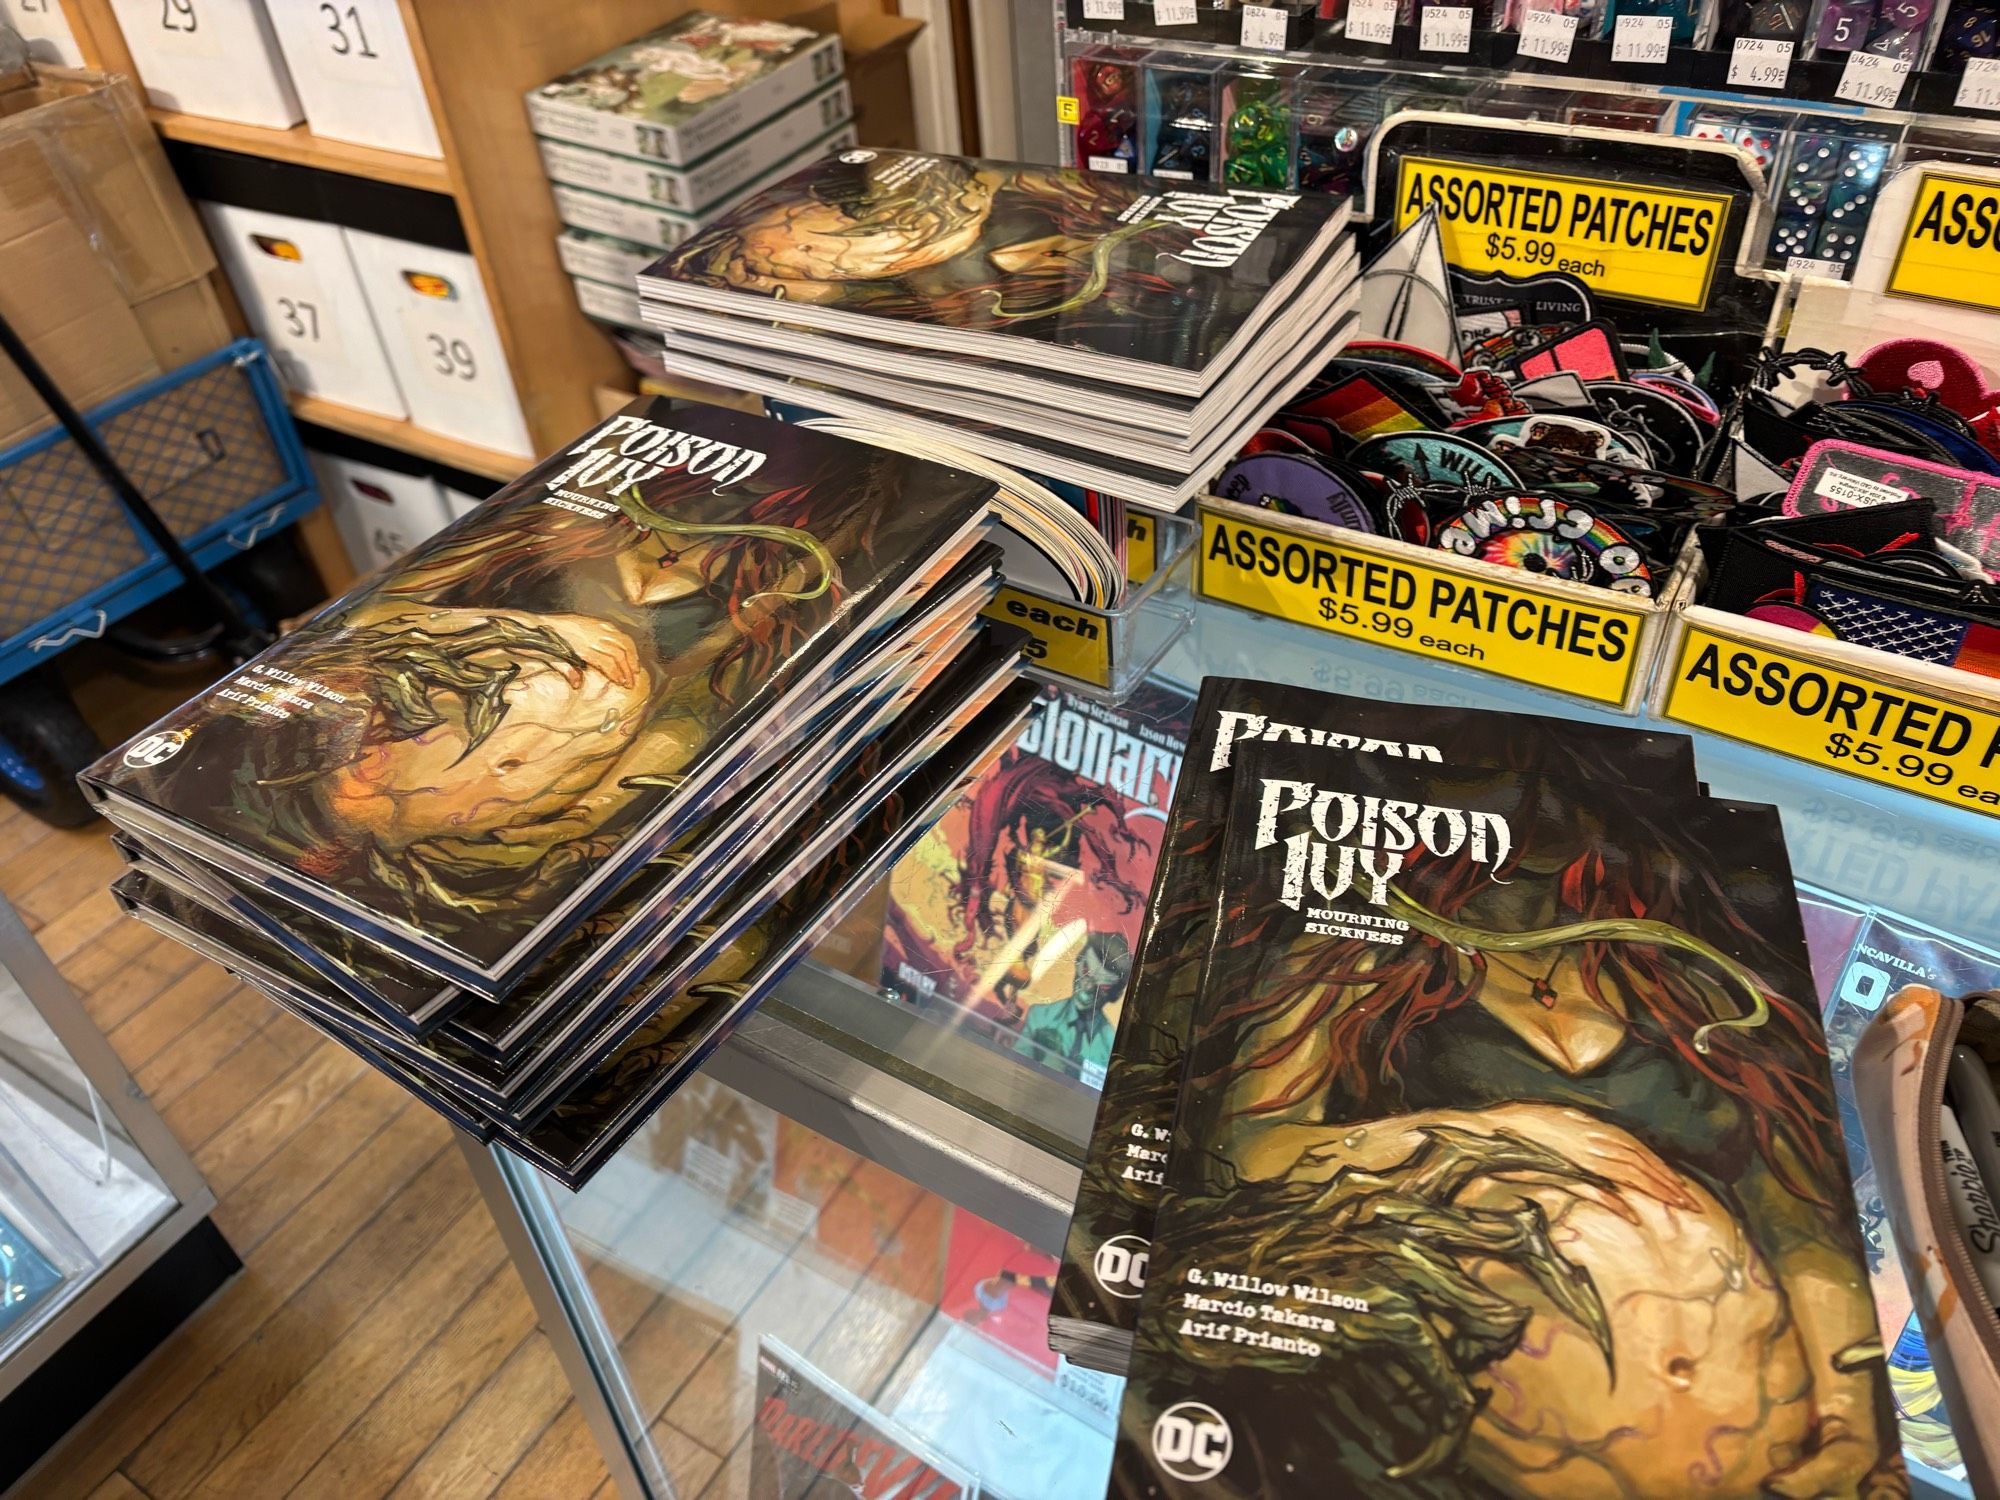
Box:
882;679;1194;1088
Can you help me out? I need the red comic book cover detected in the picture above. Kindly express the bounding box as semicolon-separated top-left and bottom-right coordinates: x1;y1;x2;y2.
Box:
880;678;1194;1088
940;1210;1061;1375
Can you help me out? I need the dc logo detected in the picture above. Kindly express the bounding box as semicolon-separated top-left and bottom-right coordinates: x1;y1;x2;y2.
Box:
1092;1234;1149;1298
123;730;190;769
1153;1402;1232;1482
838;149;876;164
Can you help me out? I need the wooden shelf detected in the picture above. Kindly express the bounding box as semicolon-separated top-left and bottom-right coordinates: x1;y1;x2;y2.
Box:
66;0;702;462
149;110;455;195
286;394;530;482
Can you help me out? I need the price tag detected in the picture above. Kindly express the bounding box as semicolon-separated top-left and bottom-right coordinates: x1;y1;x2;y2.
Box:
1957;56;2000;112
1083;0;1124;17
1087;155;1131;172
1154;0;1198;21
1786;254;1848;278
1349;0;1397;44
1834;50;1909;105
1198;503;1650;706
1611;12;1673;62
1420;4;1474;50
1727;35;1792;87
1517;9;1579;60
1239;3;1290;47
1658;623;2000;821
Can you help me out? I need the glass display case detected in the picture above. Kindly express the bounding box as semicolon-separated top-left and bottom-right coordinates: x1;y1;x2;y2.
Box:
470;593;1996;1500
0;890;229;1489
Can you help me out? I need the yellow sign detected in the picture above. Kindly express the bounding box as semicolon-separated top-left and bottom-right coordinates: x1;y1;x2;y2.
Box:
1127;512;1158;584
1056;95;1081;126
1660;623;2000;818
1198;505;1648;706
984;587;1112;688
1394;156;1733;311
1887;171;2000;311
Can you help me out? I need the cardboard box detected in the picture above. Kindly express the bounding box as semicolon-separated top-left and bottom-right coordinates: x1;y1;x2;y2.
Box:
201;200;408;419
439;483;487;521
0;67;230;448
343;230;533;456
263;0;441;158
841;14;922;149
526;10;843;167
107;0;303;128
535;80;852;214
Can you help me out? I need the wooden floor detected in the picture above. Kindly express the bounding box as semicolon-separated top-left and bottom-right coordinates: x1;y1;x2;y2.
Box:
1;781;630;1500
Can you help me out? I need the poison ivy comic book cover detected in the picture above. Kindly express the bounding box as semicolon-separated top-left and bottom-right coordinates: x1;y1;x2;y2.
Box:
81;400;996;990
641;150;1350;391
1112;735;1901;1498
115;632;1026;1126
118;678;1038;1179
123;543;1002;1061
751;1337;979;1500
1050;682;1701;1364
881;678;1195;1089
1804;890;2000;1493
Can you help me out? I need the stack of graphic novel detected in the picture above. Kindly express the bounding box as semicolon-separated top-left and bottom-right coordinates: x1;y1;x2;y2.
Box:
1055;681;1912;1497
530;11;856;337
80;400;1049;1190
633;149;1360;510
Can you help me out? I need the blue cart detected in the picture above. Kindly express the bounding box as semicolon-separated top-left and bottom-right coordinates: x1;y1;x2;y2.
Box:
0;339;322;826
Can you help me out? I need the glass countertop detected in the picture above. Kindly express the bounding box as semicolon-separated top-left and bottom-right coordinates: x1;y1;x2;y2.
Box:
529;593;1996;1499
773;593;2000;1165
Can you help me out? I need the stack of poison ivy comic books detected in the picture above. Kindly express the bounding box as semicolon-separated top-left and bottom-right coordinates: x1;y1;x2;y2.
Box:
83;399;1046;1189
634;149;1360;511
1057;681;1911;1497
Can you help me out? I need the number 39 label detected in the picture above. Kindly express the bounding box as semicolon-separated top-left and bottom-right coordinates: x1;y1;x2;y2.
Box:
399;293;483;390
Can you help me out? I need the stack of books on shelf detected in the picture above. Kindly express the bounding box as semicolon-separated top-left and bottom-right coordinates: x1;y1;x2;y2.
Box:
87;400;1062;1189
633;149;1361;510
530;11;858;344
